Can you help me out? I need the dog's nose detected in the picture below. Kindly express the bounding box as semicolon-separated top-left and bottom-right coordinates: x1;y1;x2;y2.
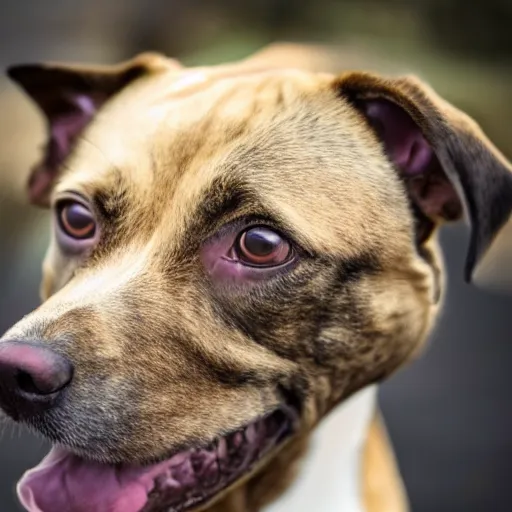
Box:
0;341;73;420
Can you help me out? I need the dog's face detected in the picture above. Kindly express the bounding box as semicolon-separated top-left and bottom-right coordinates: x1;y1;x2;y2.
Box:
2;49;512;512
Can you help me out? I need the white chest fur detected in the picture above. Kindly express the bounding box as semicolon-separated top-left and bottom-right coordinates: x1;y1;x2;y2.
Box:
263;385;377;512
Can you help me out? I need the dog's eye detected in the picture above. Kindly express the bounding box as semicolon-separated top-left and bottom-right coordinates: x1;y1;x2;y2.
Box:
202;223;297;284
235;227;291;266
58;202;96;240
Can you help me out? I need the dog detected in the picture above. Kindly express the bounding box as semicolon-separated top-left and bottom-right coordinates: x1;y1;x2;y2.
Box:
1;43;511;512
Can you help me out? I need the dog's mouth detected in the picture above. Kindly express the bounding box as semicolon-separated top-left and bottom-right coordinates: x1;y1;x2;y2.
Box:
17;407;296;512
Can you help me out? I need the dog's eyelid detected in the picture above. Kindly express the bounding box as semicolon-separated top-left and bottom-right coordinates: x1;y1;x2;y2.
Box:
258;218;315;257
52;190;93;209
253;220;315;258
210;214;313;257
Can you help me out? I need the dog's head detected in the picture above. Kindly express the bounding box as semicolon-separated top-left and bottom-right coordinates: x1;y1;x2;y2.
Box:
2;48;512;512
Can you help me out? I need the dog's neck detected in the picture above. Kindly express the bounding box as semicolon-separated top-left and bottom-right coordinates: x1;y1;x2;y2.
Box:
263;385;377;512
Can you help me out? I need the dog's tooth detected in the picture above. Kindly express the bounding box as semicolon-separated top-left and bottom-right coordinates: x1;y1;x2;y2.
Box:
169;452;189;468
218;438;228;459
245;423;257;443
159;476;182;491
233;432;244;448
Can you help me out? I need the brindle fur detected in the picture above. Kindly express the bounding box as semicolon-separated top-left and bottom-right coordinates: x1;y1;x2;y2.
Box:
3;44;512;512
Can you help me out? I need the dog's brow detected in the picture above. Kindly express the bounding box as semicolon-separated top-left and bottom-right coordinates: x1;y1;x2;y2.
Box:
193;176;262;231
189;176;316;254
92;173;129;222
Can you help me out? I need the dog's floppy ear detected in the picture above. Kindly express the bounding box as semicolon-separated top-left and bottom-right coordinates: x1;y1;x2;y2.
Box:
337;72;512;283
7;52;171;207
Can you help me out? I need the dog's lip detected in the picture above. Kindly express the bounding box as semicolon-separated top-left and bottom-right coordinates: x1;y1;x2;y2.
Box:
17;405;298;512
147;401;299;468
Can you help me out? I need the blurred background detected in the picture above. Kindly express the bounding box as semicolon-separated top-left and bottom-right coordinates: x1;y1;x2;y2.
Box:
0;0;511;511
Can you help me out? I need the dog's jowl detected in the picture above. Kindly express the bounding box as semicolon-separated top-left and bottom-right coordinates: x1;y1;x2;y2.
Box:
1;45;512;512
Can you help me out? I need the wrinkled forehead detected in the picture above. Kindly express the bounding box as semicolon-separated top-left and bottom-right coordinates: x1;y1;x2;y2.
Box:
55;67;410;256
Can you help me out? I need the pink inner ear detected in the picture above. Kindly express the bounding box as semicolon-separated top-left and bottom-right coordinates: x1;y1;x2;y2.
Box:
361;98;462;224
363;99;433;176
28;95;98;204
52;95;97;158
28;94;98;205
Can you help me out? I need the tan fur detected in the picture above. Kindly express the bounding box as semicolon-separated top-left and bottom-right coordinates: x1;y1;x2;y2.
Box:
363;413;408;512
3;44;512;512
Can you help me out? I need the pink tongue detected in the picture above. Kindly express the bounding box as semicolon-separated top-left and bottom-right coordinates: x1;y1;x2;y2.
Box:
17;446;169;512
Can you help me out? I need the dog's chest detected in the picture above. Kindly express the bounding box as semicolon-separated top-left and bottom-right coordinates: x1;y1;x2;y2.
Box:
263;386;377;512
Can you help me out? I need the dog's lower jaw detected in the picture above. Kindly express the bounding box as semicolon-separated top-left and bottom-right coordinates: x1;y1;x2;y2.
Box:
191;429;310;512
18;406;297;512
206;386;378;512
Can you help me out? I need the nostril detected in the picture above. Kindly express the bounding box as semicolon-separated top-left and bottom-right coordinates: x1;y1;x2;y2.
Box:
16;370;41;395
